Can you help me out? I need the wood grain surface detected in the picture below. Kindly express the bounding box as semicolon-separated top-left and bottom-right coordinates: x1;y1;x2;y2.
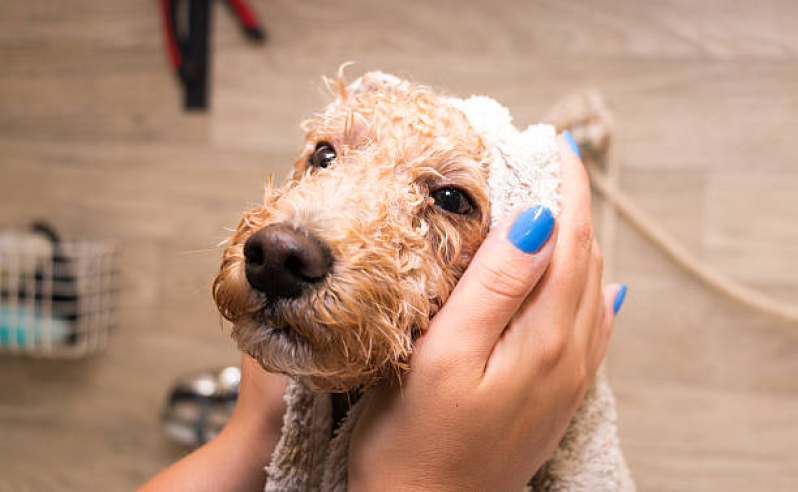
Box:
1;1;796;491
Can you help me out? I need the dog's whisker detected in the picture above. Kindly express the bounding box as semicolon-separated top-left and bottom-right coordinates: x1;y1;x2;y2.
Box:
176;247;223;256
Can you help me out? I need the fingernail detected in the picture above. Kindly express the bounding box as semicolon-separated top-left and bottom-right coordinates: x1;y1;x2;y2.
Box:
562;130;581;159
613;284;628;314
508;205;555;253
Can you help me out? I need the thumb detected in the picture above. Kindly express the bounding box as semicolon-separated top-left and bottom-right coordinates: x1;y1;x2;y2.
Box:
423;204;558;365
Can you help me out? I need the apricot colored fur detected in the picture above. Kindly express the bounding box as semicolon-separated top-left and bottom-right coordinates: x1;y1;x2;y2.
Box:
213;73;491;391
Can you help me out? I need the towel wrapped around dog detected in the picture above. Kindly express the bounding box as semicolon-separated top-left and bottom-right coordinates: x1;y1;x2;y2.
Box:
262;73;635;492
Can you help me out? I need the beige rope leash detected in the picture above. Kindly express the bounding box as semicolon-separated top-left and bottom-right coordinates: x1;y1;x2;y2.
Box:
547;91;798;325
585;160;798;324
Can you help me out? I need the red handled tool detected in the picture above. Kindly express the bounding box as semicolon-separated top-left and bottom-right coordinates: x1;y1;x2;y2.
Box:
160;0;266;110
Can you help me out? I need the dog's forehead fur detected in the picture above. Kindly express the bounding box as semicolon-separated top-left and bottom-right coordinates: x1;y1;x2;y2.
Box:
297;73;489;187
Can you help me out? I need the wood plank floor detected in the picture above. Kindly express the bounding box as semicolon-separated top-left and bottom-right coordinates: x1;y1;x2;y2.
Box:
1;1;796;490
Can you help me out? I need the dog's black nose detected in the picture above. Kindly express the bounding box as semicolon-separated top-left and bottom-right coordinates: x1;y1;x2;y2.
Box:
243;224;332;300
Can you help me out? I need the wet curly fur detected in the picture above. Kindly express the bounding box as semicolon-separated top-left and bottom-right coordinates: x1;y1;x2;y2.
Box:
213;71;491;392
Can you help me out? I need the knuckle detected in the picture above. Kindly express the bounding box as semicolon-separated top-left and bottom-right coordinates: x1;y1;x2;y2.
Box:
423;346;475;388
424;351;457;379
571;363;590;400
437;354;472;383
573;221;595;254
423;336;469;372
592;243;604;269
475;256;530;302
538;331;568;369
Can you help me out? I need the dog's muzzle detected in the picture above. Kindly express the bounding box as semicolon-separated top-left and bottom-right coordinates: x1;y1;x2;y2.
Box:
243;224;332;301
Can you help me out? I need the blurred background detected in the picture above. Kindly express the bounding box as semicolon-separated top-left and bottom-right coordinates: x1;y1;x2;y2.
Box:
1;1;797;491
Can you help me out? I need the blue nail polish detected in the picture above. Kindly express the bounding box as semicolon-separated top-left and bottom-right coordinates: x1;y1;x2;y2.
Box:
613;285;628;314
563;130;581;159
508;205;555;253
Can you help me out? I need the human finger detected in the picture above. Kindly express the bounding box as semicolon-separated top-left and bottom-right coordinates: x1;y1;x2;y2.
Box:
550;131;594;299
586;283;626;374
574;238;605;348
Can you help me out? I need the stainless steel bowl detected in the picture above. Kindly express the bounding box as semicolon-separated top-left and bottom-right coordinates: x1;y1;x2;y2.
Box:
160;366;240;446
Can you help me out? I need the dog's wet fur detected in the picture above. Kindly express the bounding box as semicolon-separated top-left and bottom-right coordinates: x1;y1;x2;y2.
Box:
213;72;491;392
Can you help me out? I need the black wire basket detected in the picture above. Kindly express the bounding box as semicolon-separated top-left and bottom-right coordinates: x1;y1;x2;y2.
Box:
0;224;118;358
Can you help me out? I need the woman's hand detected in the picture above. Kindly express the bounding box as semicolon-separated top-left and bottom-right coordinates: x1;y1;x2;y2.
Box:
348;134;626;492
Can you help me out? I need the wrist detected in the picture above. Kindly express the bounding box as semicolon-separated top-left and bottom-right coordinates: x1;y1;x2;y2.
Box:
215;413;279;471
217;384;286;468
230;367;287;440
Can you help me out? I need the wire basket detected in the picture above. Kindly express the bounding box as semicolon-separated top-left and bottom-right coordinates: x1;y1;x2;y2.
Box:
0;229;118;358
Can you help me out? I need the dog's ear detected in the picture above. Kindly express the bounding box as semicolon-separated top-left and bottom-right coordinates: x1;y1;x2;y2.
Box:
345;71;408;97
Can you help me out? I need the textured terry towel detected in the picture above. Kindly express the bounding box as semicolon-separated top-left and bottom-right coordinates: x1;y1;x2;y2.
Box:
263;74;636;492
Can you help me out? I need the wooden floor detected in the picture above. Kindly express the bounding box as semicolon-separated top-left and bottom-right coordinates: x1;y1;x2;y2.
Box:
1;1;797;490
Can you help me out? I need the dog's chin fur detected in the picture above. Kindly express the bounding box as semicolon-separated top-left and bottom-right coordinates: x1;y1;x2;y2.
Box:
231;305;414;392
230;316;364;392
238;326;386;393
213;71;491;393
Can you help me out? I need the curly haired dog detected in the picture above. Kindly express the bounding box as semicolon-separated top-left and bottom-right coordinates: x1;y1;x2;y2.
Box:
214;73;491;392
213;71;634;492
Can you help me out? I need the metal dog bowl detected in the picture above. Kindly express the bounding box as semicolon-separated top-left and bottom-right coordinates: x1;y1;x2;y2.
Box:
161;366;240;446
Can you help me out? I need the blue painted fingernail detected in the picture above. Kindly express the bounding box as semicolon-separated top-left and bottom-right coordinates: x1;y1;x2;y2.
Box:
508;205;555;253
613;285;628;314
563;130;581;159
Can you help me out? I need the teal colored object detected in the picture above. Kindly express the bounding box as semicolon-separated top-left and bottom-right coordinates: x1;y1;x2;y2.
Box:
0;305;70;347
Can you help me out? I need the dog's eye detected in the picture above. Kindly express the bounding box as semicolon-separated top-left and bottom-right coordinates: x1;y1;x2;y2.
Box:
309;142;336;169
431;187;474;215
